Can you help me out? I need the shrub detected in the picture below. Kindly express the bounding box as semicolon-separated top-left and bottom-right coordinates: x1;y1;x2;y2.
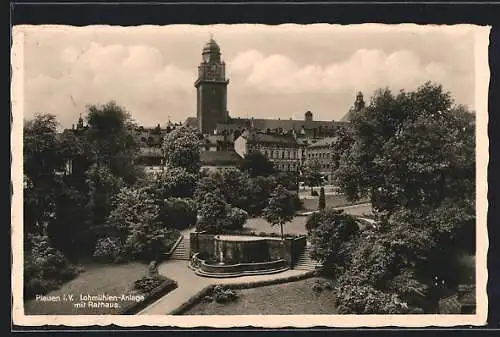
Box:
311;190;319;197
93;237;124;262
225;207;248;230
161;197;197;230
24;234;81;299
212;285;239;303
196;192;229;233
336;283;410;314
133;275;174;294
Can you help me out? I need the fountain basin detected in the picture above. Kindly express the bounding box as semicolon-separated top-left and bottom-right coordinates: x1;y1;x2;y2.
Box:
189;232;307;278
190;253;288;278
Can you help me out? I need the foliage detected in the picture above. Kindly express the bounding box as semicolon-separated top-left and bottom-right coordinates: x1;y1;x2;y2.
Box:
308;209;360;275
160;198;198;230
196;192;248;233
276;172;299;191
196;192;231;233
263;185;296;239
334;82;475;213
330;125;355;172
211;285;239;303
133;275;173;294
105;187;171;261
92;237;124;263
85;164;124;242
162;126;201;174
225;207;249;230
239;151;276;177
85;101;140;184
301;159;324;195
24;234;81;299
194;171;225;205
23;113;65;236
336;283;410;314
318;187;326;210
194;169;279;216
150;165;199;199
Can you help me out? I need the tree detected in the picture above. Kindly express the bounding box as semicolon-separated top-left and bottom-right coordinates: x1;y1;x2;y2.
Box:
301;159;323;195
334;82;475;214
330;125;355;172
263;185;296;239
83;164;124;252
104;187;171;262
308;209;360;275
162;126;201;174
239;151;276;177
148;165;198;199
318;187;326;210
85;101;140;184
196;192;231;233
23;113;65;235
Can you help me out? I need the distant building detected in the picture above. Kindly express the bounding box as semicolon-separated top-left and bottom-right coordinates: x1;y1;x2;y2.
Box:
62;37;361;176
184;37;358;174
234;130;303;173
306;137;337;183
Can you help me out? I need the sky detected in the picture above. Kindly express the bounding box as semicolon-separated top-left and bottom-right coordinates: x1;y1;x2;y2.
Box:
19;24;477;129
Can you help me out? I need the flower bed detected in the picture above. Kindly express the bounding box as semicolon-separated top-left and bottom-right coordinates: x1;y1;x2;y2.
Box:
119;275;178;314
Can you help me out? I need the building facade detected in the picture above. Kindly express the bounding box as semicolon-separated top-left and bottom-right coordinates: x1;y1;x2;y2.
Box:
306;137;337;183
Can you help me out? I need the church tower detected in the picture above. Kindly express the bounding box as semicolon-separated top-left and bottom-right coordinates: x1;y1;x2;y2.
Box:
194;36;229;135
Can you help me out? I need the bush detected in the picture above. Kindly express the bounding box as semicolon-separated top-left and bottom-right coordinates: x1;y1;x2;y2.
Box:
24;234;81;299
93;237;124;262
134;275;164;293
336;283;410;314
225;207;248;230
311;190;319;197
212;285;239;303
161;198;197;230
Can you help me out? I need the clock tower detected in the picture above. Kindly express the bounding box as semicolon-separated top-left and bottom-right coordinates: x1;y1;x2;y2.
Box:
194;36;229;135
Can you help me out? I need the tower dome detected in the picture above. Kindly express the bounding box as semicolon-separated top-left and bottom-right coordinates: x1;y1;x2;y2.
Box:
203;37;221;54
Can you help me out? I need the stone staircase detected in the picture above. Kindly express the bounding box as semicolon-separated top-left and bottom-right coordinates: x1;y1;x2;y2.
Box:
169;235;190;260
294;244;322;271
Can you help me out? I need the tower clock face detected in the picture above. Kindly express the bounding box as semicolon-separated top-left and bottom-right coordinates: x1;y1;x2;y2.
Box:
203;53;210;62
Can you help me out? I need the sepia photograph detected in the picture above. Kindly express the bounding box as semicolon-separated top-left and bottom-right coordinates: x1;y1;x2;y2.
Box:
11;23;489;327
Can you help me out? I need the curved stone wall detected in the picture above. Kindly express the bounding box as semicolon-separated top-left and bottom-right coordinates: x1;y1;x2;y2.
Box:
190;253;289;278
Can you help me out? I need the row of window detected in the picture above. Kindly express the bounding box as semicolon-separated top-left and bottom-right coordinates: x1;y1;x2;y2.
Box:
261;149;301;160
308;152;331;159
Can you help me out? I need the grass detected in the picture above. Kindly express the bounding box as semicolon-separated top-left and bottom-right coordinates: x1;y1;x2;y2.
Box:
24;261;148;315
245;217;308;235
300;193;370;211
244;204;373;236
183;277;338;315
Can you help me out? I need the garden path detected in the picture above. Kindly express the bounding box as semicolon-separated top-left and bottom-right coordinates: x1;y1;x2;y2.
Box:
137;258;310;315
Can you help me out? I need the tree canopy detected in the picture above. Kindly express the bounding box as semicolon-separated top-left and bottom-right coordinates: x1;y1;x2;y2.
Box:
263;184;296;239
239;151;276;177
162;126;201;174
334;82;475;214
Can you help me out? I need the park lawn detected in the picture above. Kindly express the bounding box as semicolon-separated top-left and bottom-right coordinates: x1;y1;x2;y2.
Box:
184;277;337;315
245;216;308;235
300;193;370;211
245;204;374;236
24;261;148;315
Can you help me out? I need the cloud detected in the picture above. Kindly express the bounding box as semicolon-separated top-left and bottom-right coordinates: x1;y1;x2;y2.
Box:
21;24;476;128
25;42;194;127
229;48;452;96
